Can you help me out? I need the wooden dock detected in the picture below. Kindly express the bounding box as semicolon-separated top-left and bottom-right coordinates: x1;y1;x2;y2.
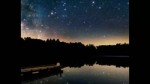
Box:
21;64;63;82
21;64;61;75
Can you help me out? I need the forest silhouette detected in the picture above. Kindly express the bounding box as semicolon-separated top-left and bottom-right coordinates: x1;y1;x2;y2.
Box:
20;37;129;67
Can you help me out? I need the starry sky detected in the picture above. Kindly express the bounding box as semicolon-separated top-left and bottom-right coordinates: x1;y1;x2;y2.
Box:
21;0;129;46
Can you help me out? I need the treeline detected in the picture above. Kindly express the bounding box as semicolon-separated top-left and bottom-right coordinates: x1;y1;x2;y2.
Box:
20;37;129;67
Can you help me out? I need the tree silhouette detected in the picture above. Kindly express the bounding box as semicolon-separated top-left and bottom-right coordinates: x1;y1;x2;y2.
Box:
20;37;129;67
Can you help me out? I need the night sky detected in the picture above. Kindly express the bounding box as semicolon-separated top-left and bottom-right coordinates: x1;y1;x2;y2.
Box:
21;0;129;46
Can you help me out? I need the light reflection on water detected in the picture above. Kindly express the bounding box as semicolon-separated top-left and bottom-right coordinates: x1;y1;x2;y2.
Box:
22;64;129;84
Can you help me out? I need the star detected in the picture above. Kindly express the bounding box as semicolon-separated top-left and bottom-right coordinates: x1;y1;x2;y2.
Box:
91;1;95;6
64;8;67;11
23;19;26;21
92;1;95;4
28;14;31;17
98;6;102;9
48;15;50;17
62;15;67;18
51;11;54;15
54;11;57;14
63;2;66;6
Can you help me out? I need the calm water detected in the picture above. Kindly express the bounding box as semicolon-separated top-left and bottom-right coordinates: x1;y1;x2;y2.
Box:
22;63;129;84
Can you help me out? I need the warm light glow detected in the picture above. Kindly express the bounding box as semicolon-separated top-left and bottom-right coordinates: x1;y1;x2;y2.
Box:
21;22;129;46
78;36;129;46
21;28;129;46
22;32;128;46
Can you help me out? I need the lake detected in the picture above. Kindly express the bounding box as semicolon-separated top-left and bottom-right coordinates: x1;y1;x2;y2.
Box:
22;63;129;84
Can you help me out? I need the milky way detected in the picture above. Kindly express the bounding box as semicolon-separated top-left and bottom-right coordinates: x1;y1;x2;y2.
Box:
21;0;129;46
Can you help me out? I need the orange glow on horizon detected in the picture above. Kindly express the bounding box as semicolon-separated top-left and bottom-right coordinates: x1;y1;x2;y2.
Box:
21;24;129;46
21;31;129;46
78;36;129;46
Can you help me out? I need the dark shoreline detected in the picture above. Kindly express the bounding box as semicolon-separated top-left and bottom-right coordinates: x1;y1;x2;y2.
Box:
21;56;129;68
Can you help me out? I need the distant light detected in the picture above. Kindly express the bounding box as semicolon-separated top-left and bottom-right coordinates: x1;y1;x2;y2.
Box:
64;8;67;11
56;63;60;66
92;1;95;4
51;11;54;15
98;6;102;9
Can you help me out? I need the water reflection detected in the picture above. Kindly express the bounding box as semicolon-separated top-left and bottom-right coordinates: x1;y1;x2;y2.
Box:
22;64;129;84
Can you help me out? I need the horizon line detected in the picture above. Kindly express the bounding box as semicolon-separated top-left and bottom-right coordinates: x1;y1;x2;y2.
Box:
21;37;129;46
